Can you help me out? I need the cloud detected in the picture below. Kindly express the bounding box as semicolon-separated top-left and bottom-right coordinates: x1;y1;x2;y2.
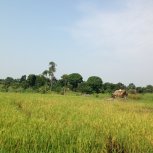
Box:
70;0;153;86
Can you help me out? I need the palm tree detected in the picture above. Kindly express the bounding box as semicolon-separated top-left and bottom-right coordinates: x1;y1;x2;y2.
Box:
42;70;48;76
48;61;57;90
42;61;57;91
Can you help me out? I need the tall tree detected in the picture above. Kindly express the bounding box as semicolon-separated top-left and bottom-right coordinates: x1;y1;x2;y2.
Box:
87;76;103;93
42;70;49;92
42;61;57;91
20;75;27;89
68;73;83;91
35;75;46;88
27;74;36;87
5;77;14;86
61;74;69;94
48;61;57;90
42;70;48;77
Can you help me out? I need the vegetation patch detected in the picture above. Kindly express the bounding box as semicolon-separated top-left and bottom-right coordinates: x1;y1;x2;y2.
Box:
1;93;153;152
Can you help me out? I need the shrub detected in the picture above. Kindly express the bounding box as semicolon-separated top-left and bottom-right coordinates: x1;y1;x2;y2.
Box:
128;89;137;94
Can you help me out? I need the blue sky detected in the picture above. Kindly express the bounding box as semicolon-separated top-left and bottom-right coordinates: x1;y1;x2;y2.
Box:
0;0;153;86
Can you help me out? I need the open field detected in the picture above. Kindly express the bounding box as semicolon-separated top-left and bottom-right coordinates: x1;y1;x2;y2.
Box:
1;93;153;153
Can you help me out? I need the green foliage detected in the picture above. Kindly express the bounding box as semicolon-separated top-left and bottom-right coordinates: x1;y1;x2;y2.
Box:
0;84;8;92
5;77;14;84
68;73;83;91
115;82;126;90
49;62;56;76
52;82;63;93
145;85;153;93
87;76;103;93
38;86;49;94
35;75;46;88
59;74;69;95
15;87;25;93
78;82;93;94
0;60;152;95
43;61;57;91
128;83;136;90
103;82;116;93
19;75;28;89
20;81;28;89
27;74;36;87
7;86;15;92
128;89;137;94
136;87;144;93
20;75;26;83
25;88;35;93
60;74;69;87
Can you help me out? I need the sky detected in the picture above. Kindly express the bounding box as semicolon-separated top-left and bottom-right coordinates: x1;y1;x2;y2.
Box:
0;0;153;86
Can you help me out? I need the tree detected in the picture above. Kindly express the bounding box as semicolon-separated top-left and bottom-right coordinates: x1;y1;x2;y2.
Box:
144;85;153;93
127;83;137;94
42;61;57;91
115;82;126;90
103;82;116;93
42;70;48;77
61;74;69;94
87;76;103;93
42;70;49;92
35;75;46;88
128;83;136;90
20;75;28;89
68;73;83;91
3;77;14;91
20;75;26;83
78;82;92;94
48;62;56;90
27;74;36;87
136;87;144;93
5;77;14;86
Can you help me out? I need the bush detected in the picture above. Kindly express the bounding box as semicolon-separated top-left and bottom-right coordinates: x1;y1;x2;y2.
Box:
15;87;25;93
25;88;35;93
8;86;15;92
0;85;8;92
128;89;137;94
38;86;48;94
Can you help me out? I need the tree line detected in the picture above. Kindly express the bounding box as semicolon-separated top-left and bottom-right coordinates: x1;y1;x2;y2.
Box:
0;61;153;94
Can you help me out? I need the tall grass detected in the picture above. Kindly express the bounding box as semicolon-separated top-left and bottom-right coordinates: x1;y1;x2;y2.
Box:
0;92;153;153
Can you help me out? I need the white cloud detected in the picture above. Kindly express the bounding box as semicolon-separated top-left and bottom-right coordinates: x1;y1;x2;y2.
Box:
70;0;153;86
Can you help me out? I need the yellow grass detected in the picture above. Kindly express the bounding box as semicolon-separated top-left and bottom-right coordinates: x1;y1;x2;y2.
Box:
0;92;153;153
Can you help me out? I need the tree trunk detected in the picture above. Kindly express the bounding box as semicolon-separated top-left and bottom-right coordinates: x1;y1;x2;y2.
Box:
50;75;54;91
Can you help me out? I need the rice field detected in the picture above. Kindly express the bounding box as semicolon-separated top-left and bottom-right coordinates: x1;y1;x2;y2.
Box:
0;92;153;153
